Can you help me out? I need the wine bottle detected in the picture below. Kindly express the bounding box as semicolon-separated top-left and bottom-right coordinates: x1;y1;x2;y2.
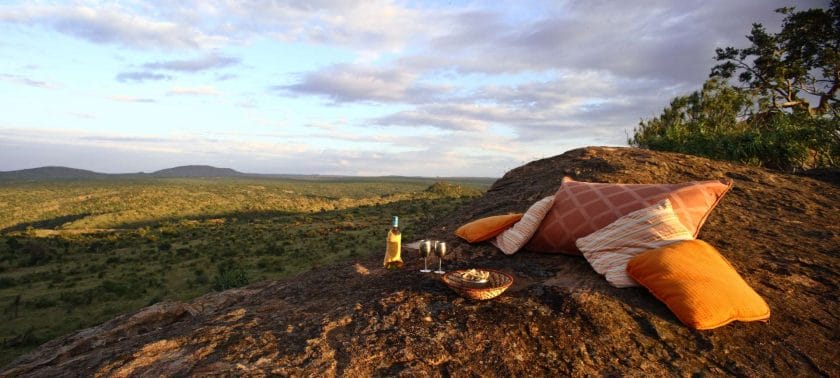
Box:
383;216;403;269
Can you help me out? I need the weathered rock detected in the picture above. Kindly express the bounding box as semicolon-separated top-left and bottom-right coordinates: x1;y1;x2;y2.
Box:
3;147;838;376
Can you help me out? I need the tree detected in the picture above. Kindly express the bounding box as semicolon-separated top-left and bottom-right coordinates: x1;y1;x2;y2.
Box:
630;2;840;171
630;78;745;151
711;1;839;116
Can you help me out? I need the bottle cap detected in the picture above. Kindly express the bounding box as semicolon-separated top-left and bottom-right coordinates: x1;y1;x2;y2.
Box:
392;216;399;227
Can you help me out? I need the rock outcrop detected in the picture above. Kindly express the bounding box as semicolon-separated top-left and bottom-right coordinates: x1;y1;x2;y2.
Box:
3;147;838;376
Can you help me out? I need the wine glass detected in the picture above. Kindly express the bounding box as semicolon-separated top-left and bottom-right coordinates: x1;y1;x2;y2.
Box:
418;240;432;272
434;241;448;274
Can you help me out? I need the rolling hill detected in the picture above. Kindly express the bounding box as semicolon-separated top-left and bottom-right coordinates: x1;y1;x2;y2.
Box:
150;165;243;178
0;166;108;180
0;166;496;185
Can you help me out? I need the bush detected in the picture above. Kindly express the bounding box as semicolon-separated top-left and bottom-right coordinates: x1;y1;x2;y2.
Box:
212;262;249;291
21;242;53;267
0;276;15;289
631;79;839;172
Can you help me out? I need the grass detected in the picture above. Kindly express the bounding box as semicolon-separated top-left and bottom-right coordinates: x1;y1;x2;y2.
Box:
0;176;490;366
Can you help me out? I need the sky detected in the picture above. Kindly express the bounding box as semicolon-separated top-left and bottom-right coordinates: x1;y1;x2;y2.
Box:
0;0;829;177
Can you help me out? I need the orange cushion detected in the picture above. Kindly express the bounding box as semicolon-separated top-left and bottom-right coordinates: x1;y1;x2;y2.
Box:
455;213;524;243
526;177;732;255
626;240;771;330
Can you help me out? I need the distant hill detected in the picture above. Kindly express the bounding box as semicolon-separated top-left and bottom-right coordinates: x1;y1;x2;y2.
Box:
150;165;243;178
0;165;495;185
0;166;107;180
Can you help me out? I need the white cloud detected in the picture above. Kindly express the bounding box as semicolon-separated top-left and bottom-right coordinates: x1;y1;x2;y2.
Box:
107;95;156;103
278;64;451;103
115;71;172;83
0;1;450;54
0;4;221;50
1;0;830;176
0;73;60;89
167;86;221;96
143;54;240;71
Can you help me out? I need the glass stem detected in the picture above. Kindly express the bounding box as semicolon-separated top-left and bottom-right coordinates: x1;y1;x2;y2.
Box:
439;258;442;272
424;257;428;270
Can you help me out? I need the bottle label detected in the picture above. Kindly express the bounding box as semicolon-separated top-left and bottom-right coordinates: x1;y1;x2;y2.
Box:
383;229;403;269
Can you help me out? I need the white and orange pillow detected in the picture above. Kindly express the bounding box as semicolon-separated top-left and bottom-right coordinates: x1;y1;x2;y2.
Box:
491;196;554;255
575;199;694;287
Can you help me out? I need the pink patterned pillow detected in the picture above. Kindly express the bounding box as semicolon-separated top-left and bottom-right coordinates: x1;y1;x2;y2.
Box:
491;196;554;255
576;199;694;288
526;177;731;255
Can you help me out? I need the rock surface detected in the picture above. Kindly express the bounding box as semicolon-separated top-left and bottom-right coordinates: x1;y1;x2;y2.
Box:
3;147;839;376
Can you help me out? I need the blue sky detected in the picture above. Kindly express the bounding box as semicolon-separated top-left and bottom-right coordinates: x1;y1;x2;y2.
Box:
0;0;828;176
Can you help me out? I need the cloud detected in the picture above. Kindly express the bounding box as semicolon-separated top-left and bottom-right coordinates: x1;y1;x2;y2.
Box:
374;105;494;132
67;112;96;119
167;86;221;96
142;54;239;72
0;73;59;89
114;54;238;84
0;1;446;54
366;70;679;140
207;0;451;54
107;95;156;103
0;4;219;50
115;71;173;83
278;64;450;103
2;0;831;177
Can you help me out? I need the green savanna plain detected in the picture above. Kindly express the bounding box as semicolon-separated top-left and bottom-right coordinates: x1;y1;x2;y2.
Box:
0;176;492;366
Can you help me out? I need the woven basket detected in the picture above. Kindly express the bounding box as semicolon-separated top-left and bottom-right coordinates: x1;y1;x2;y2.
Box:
442;269;514;300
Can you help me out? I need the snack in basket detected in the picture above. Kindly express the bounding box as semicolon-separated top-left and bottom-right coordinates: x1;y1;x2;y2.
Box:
443;269;514;300
461;269;490;282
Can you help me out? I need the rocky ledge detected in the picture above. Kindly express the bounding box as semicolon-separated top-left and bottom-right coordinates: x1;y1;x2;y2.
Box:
3;147;838;376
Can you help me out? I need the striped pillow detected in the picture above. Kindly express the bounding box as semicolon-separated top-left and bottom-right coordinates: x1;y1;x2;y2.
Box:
491;196;554;255
575;199;694;288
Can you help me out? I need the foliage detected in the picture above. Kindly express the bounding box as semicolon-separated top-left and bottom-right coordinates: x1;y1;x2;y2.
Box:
631;2;840;171
212;262;249;291
0;177;487;366
0;176;491;232
424;182;483;197
711;1;839;116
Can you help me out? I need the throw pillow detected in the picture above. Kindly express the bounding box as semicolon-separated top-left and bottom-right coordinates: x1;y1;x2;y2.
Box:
575;199;694;287
526;177;732;255
491;196;554;255
455;213;524;243
626;239;771;330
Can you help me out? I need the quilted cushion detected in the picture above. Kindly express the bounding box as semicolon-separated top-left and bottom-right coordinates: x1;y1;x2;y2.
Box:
455;213;523;243
526;177;732;255
627;239;771;330
491;196;554;255
576;199;694;288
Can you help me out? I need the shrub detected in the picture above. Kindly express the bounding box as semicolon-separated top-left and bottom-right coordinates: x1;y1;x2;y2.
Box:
212;262;249;291
0;276;15;289
631;79;839;172
21;242;53;267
